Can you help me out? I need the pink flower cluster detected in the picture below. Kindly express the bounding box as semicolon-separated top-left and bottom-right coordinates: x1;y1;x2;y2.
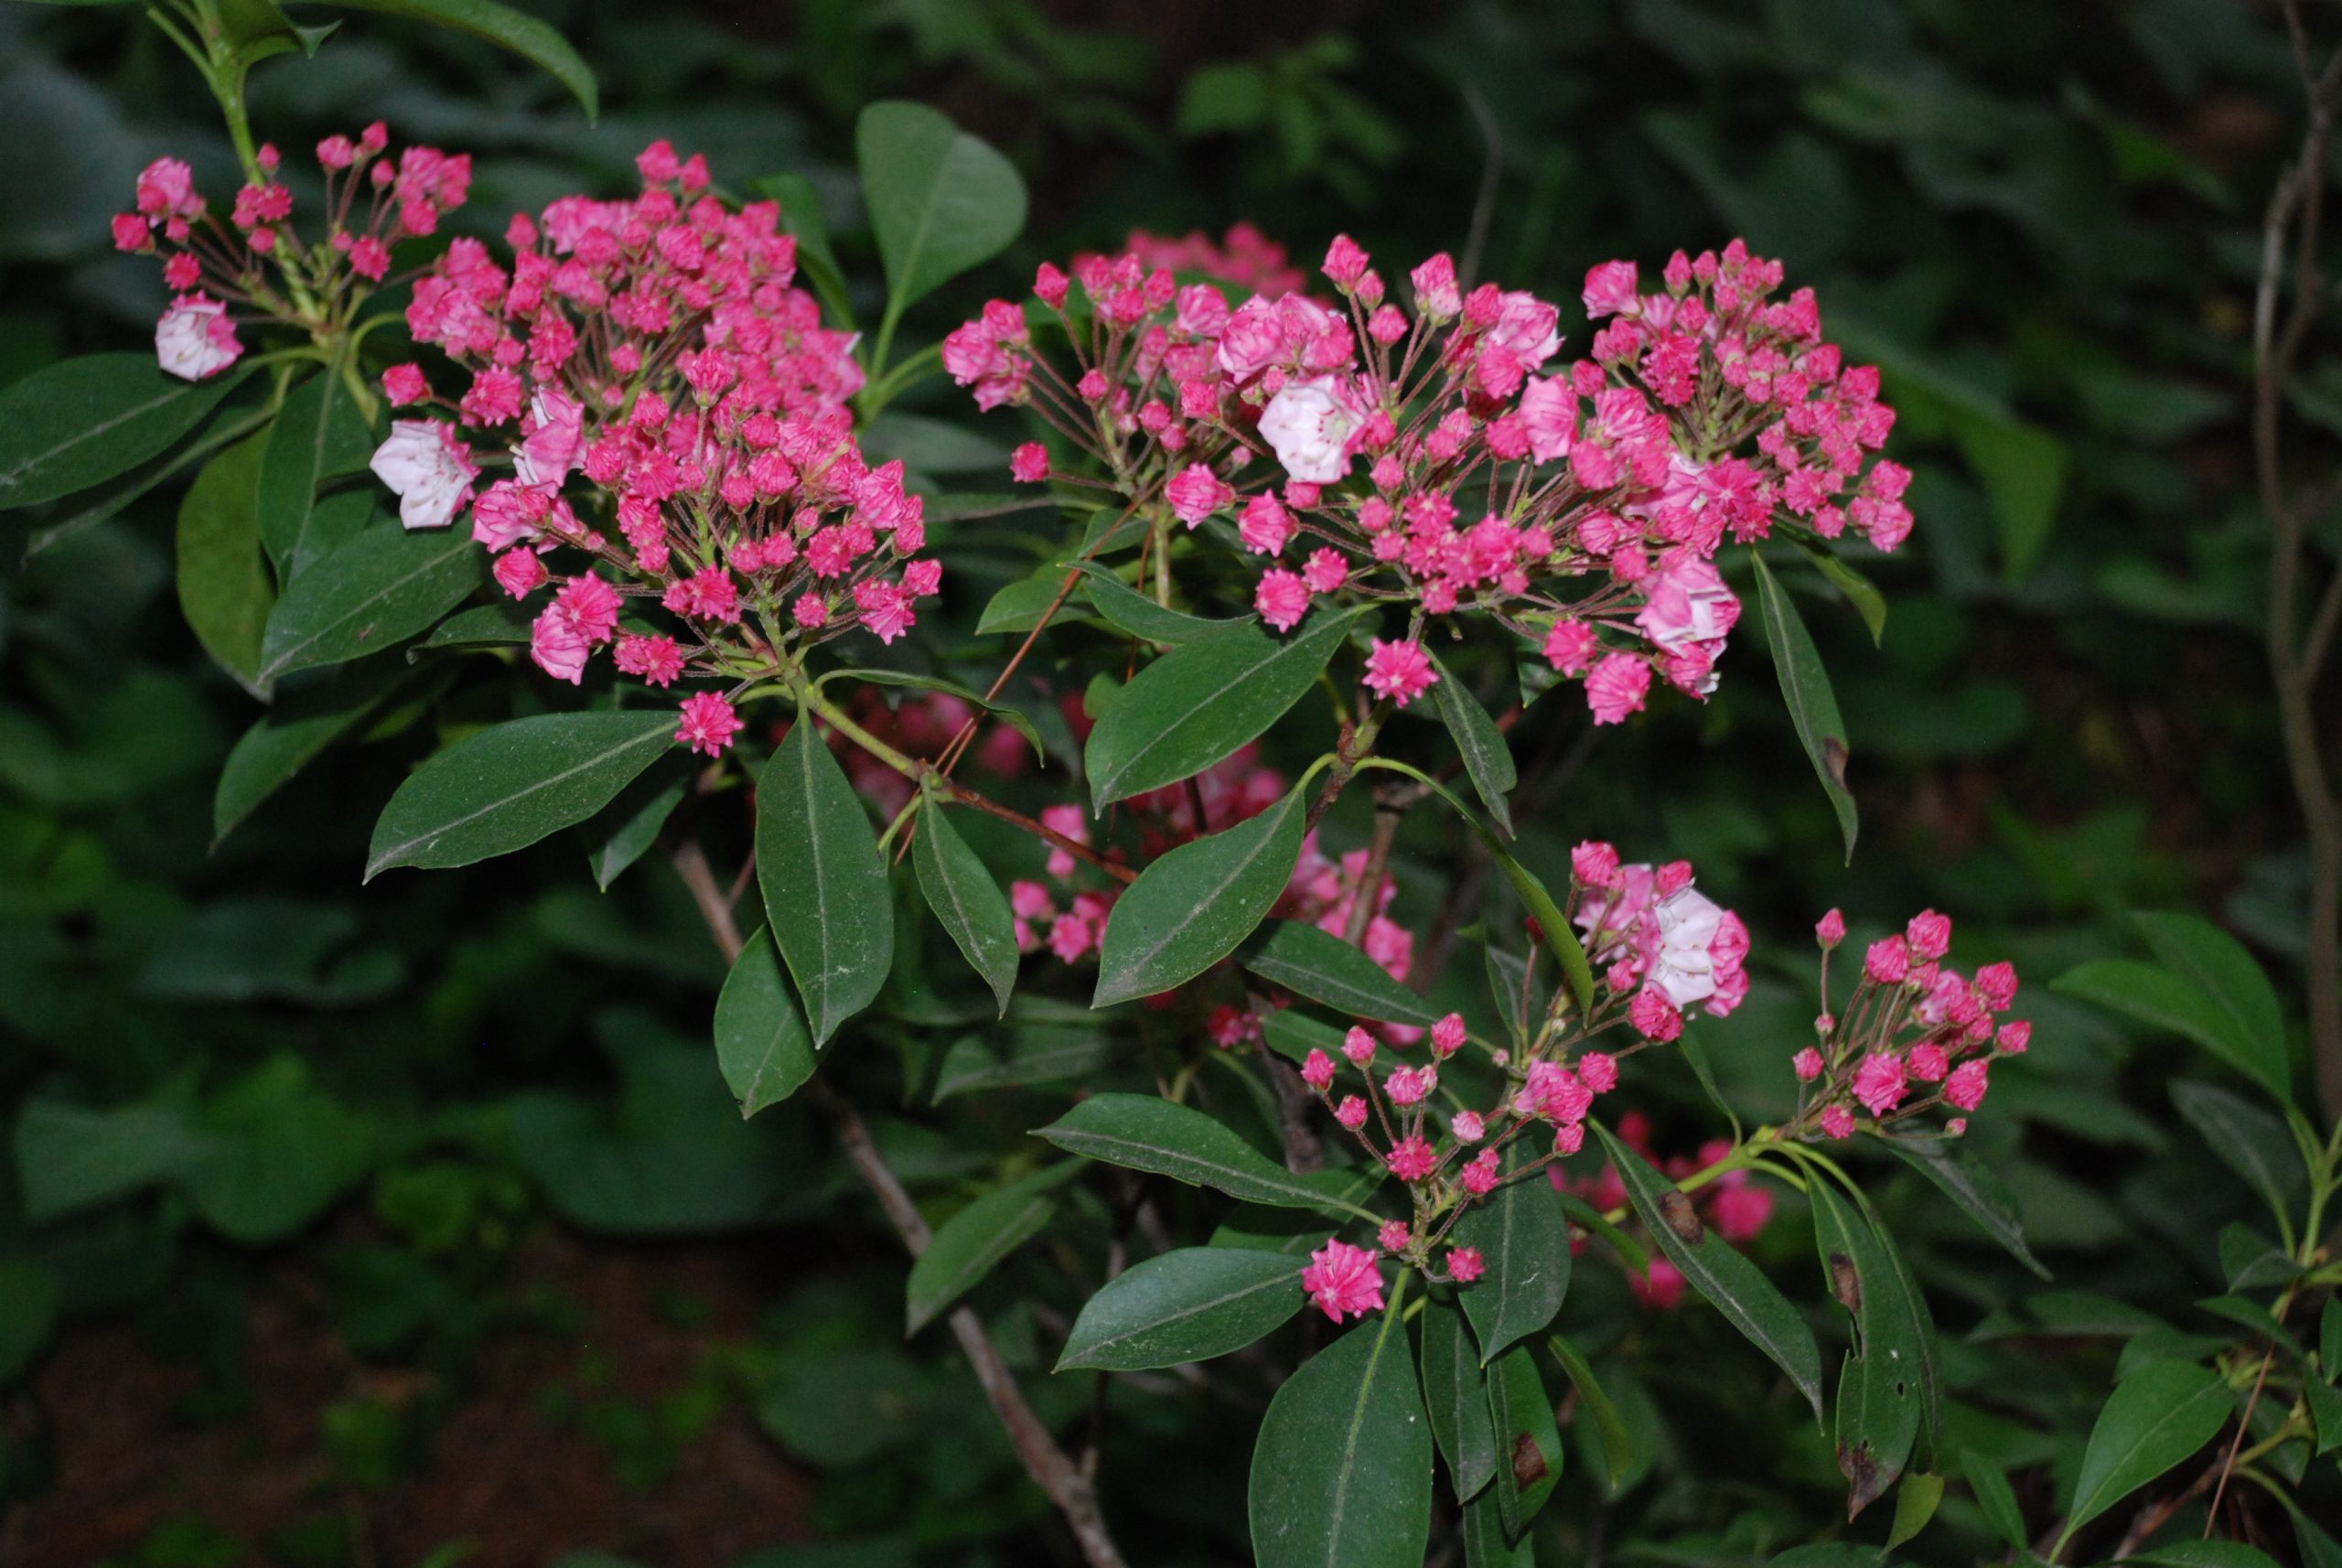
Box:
115;126;469;381
1556;1111;1774;1310
1792;908;2030;1139
1570;843;1751;1042
951;234;1907;727
377;142;939;755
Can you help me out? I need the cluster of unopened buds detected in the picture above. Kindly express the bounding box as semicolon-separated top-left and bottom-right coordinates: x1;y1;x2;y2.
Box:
117;125;471;381
951;231;1912;728
1790;908;2028;1139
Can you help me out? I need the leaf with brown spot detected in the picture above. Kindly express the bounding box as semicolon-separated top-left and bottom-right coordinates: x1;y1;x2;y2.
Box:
1657;1189;1705;1246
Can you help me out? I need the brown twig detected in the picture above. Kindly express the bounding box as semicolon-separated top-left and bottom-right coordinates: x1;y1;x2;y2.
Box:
670;842;1130;1568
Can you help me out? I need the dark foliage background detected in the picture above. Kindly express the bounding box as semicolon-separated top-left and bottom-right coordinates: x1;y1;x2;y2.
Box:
0;2;2332;1565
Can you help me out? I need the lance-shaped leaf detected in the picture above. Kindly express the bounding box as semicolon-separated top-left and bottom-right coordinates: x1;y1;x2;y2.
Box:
327;0;597;119
1058;1245;1307;1370
177;429;275;697
0;353;249;510
912;795;1021;1016
2056;1359;2230;1553
1545;1333;1635;1487
1593;1121;1823;1420
1069;559;1243;645
905;1162;1079;1334
1085;607;1372;807
1884;1138;2050;1279
1093;783;1305;1007
367;710;676;879
257;369;374;576
1485;1345;1562;1543
1035;1094;1375;1218
714;926;817;1118
258;524;480;681
1429;652;1516;836
1810;1179;1921;1516
1249;1308;1433;1568
857;100;1026;317
2133;912;2288;1101
1240;919;1444;1029
2170;1080;2305;1230
757;716;895;1045
1752;550;1857;862
1420;1296;1499;1502
2057;950;2291;1105
1460;1487;1533;1568
214;656;414;843
1451;1156;1571;1365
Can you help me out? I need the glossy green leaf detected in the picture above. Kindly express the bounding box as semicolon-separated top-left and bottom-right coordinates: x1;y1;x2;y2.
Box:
2058;1359;2229;1546
1453;1158;1571;1365
1885;1137;2051;1279
1084;606;1372;807
213;657;414;843
1239;918;1444;1029
1460;1487;1533;1568
931;1015;1119;1101
2131;1544;2288;1568
2171;1080;2305;1230
2136;911;2291;1103
1421;1296;1499;1502
857;100;1026;317
757;716;895;1045
411;599;532;656
1959;1445;2026;1550
1429;652;1516;836
0;352;247;510
327;0;597;118
1034;1093;1374;1218
913;795;1021;1016
833;668;1044;761
1810;1180;1921;1515
1594;1121;1824;1420
1545;1333;1634;1487
582;768;685;890
1792;538;1886;645
258;524;479;681
714;926;816;1118
257;369;373;577
366;711;675;880
1058;1245;1307;1370
2057;961;2290;1103
1248;1308;1432;1568
1884;1472;1944;1552
1485;1345;1562;1542
176;429;275;697
1093;783;1305;1007
2304;1375;2342;1456
1752;550;1857;862
905;1162;1077;1334
1071;560;1241;645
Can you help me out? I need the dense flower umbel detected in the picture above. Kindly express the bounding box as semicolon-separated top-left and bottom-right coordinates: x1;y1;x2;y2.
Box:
1790;908;2029;1140
951;234;1907;725
378;142;938;753
116;127;471;380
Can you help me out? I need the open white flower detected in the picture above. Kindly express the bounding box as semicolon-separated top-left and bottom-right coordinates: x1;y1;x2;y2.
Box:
1257;375;1363;484
371;419;478;530
154;294;242;381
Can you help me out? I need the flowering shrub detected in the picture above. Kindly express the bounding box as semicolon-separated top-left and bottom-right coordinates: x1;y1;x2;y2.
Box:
20;12;2322;1568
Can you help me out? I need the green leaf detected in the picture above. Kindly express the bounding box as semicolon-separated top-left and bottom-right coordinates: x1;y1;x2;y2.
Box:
322;0;598;119
1593;1121;1824;1420
1249;1308;1432;1568
1084;607;1373;807
1956;413;2066;584
1884;1473;1944;1553
1093;783;1305;1007
1485;1345;1562;1542
1959;1446;2026;1551
2058;1359;2230;1546
757;715;895;1046
411;598;532;656
366;710;675;880
1460;1487;1533;1568
1034;1093;1374;1218
2304;1375;2342;1457
714;926;817;1117
1429;653;1516;836
2321;1297;2339;1381
1792;538;1886;646
1058;1245;1307;1370
931;1017;1118;1101
1884;1137;2051;1279
176;429;276;697
1420;1296;1499;1502
0;352;248;510
2057;961;2290;1103
213;658;414;843
1239;920;1444;1029
1810;1180;1921;1515
856;100;1026;318
258;524;480;681
974;566;1090;637
257;369;374;577
183;1055;371;1243
14;1097;208;1221
913;795;1021;1016
1070;559;1242;645
2131;1544;2288;1568
2171;1080;2305;1230
2133;912;2291;1104
0;1260;59;1384
1544;1334;1634;1487
582;768;685;890
1452;1157;1571;1365
1752;550;1857;861
832;668;1045;762
905;1162;1077;1334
